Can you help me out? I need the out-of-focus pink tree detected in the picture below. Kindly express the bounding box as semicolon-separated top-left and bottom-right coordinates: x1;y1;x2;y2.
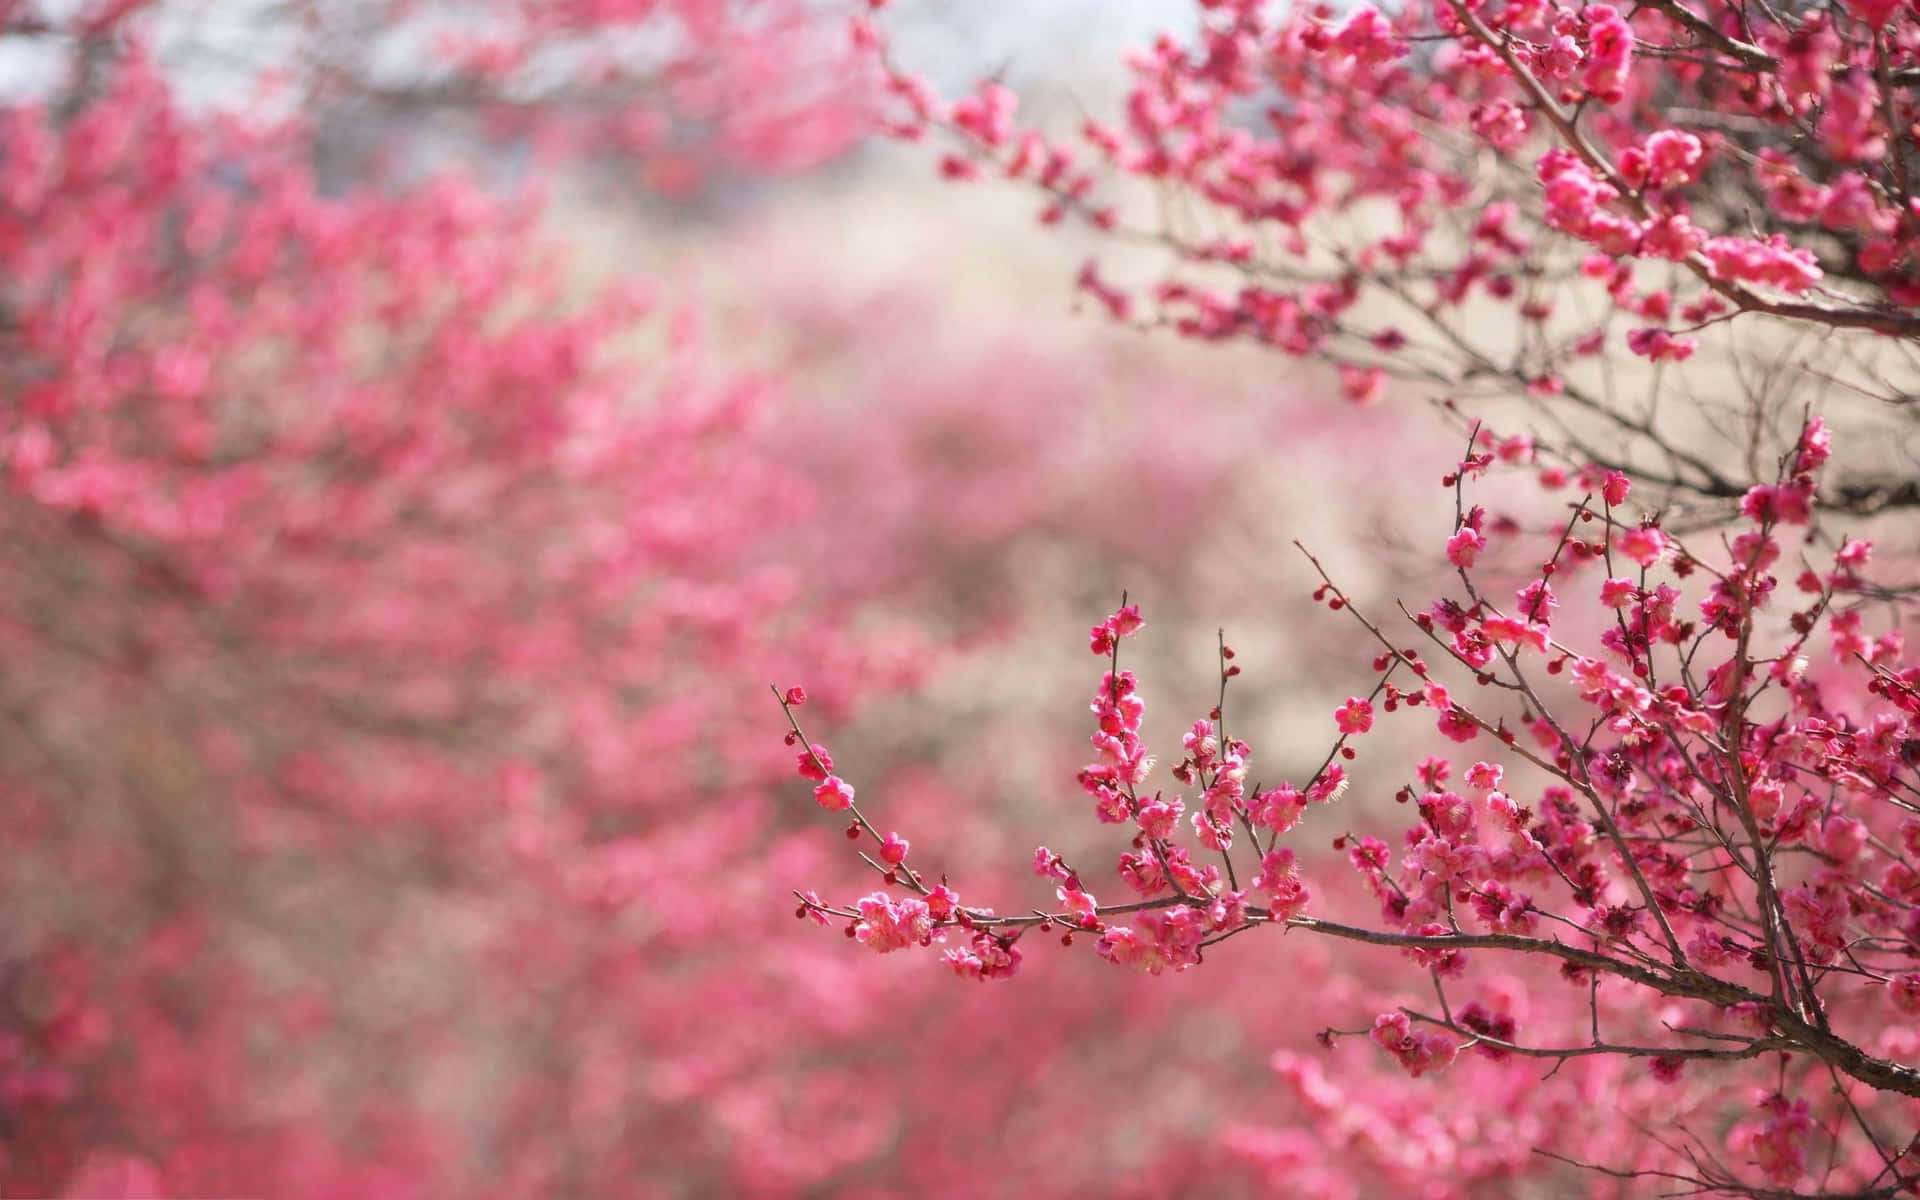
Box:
787;2;1920;1196
0;4;887;1191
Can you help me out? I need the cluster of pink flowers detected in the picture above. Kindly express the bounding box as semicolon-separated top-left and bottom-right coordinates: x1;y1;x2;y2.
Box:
1369;1012;1459;1078
788;396;1920;1193
851;893;935;952
854;0;1920;449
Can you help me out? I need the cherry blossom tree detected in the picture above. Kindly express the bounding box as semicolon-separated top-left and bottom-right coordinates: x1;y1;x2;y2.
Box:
786;1;1920;1194
0;7;886;1190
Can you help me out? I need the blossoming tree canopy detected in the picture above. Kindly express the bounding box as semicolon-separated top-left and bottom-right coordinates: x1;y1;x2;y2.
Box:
857;0;1920;520
783;0;1920;1194
0;2;897;1196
